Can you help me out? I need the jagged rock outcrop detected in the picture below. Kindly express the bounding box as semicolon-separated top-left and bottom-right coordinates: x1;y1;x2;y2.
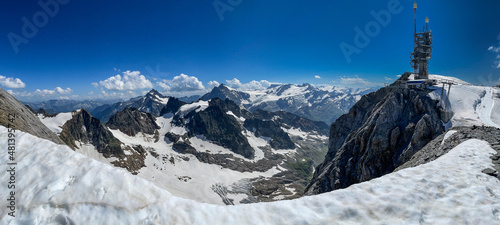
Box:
132;89;169;115
168;98;330;160
252;109;329;134
0;87;64;145
60;109;146;173
107;107;160;137
160;97;185;115
183;98;255;159
243;118;295;149
60;109;123;157
305;84;444;195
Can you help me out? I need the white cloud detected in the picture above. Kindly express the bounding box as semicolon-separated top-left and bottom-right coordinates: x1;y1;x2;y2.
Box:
0;75;26;89
157;74;205;93
207;81;220;90
489;46;500;53
225;78;272;90
34;87;73;96
97;91;127;100
7;87;73;101
156;82;171;91
315;75;321;79
488;35;500;68
339;75;382;88
226;78;243;88
384;77;393;81
98;70;153;91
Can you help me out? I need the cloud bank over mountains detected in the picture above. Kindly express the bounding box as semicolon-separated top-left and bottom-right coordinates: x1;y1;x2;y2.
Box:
1;68;390;101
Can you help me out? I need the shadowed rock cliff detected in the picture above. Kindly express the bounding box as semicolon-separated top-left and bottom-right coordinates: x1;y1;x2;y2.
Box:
305;83;444;195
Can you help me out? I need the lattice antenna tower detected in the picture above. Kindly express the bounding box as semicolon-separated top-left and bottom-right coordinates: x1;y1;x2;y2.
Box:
410;1;433;80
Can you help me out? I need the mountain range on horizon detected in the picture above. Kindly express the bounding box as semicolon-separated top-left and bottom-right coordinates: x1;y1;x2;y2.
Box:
25;82;374;125
1;74;500;223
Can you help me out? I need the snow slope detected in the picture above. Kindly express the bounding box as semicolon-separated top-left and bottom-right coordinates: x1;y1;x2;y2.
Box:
37;111;76;134
429;74;471;85
428;80;500;128
107;115;281;205
2;126;500;224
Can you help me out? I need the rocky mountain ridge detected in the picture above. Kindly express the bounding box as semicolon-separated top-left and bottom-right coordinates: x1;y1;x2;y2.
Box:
305;79;444;194
60;109;147;174
30;89;330;204
201;83;372;124
91;89;170;122
0;87;64;145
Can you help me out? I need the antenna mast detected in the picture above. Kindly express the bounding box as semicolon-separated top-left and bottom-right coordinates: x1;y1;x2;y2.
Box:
410;1;432;80
413;2;417;35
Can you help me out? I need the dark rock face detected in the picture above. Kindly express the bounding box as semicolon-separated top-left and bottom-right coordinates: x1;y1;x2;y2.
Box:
305;86;444;195
160;97;185;115
252;109;329;135
60;109;123;157
107;107;160;137
59;109;146;173
184;98;255;159
0;87;64;145
168;98;329;160
243;118;295;149
132;89;168;115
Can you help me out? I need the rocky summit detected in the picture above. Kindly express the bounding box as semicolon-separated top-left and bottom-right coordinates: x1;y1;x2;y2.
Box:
305;80;444;195
107;107;160;137
92;89;171;122
60;109;146;173
173;98;255;159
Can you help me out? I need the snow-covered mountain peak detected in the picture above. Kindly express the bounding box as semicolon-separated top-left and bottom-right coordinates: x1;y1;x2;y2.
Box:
144;89;170;104
201;83;373;124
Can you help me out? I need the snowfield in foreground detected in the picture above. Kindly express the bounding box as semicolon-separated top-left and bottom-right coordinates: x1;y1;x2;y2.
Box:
1;126;500;224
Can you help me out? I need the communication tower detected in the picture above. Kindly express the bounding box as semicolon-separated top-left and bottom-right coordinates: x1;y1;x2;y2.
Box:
410;2;433;80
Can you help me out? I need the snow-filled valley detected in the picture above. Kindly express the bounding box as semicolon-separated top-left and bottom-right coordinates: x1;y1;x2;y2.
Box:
1;126;500;224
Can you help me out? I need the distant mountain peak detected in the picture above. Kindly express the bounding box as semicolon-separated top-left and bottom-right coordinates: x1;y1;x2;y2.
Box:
145;89;165;98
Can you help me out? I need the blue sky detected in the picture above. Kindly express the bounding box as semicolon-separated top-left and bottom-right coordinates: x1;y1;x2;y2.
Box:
0;0;499;101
